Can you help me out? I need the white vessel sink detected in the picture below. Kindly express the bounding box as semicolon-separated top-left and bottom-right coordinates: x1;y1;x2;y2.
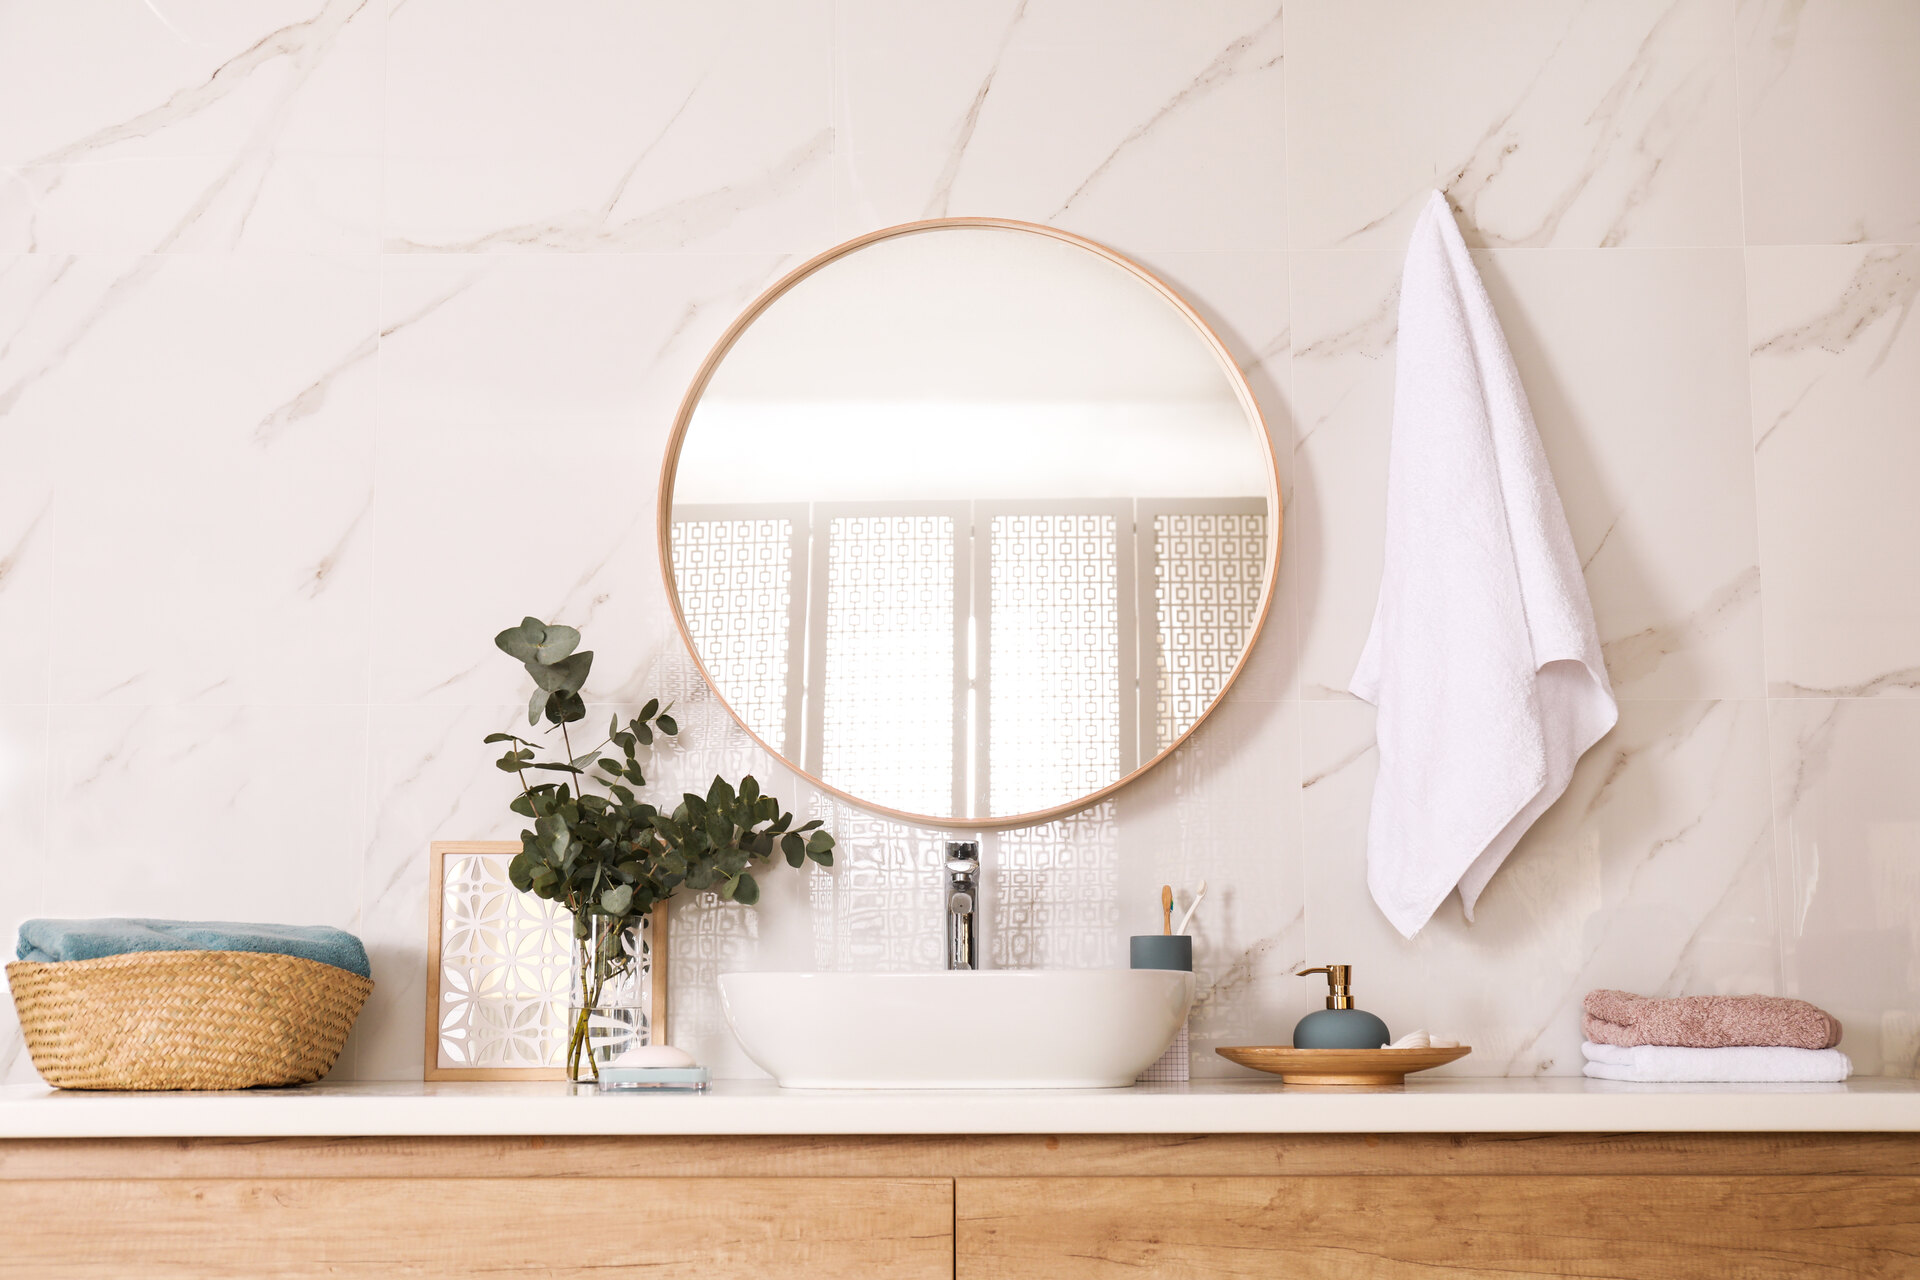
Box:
717;969;1195;1089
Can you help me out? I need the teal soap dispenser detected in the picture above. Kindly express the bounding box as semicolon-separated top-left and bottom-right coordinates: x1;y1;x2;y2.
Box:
1292;965;1390;1050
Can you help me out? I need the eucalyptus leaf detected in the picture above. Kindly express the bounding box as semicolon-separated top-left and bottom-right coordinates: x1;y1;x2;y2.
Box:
656;714;678;735
533;624;580;665
527;650;593;693
544;690;586;725
600;883;633;916
495;617;547;662
507;850;537;892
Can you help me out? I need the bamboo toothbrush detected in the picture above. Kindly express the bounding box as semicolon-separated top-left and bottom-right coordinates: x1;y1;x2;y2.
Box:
1160;885;1174;935
1175;880;1207;936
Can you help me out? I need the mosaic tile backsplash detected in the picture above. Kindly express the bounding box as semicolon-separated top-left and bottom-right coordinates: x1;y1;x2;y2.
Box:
2;0;1916;1081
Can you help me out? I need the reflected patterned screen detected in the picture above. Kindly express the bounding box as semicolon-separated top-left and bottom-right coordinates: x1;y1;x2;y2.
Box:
671;500;1264;819
990;513;1121;816
820;514;957;818
669;517;795;754
1153;511;1269;748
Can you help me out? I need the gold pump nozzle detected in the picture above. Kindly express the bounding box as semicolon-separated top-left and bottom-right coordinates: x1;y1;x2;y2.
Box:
1297;964;1355;1010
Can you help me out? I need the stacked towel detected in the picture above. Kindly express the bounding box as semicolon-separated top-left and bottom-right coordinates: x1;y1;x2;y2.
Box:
1583;989;1841;1050
1581;989;1847;1082
1583;1041;1851;1084
15;919;371;979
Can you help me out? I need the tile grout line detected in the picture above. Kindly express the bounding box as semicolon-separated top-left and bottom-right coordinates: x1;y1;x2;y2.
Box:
1727;0;1793;1001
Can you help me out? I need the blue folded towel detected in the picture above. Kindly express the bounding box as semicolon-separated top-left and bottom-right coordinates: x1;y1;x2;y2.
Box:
15;919;371;980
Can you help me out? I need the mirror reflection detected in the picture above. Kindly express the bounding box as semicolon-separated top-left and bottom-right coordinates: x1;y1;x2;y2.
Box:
666;223;1276;823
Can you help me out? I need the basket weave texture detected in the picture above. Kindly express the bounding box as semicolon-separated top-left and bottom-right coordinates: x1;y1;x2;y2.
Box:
7;949;373;1090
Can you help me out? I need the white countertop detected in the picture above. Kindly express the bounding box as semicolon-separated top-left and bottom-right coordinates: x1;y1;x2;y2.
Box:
3;1076;1919;1138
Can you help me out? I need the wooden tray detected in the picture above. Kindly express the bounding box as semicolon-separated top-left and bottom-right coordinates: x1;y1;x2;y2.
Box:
1215;1045;1471;1085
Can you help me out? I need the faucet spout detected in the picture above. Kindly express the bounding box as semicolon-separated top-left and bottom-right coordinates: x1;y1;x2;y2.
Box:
945;841;980;971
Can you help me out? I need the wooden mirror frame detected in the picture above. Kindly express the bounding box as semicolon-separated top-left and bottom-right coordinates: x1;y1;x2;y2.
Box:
657;217;1283;830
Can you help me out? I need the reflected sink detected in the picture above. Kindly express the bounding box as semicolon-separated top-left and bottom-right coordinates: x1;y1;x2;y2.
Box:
717;970;1195;1089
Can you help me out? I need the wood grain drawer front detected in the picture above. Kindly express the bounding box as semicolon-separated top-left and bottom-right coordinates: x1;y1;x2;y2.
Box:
956;1175;1920;1279
2;1177;954;1280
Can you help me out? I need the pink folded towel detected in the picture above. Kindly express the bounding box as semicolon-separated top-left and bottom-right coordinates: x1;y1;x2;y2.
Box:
1583;989;1841;1050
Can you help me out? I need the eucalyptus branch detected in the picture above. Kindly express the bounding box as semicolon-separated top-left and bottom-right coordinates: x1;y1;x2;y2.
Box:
487;617;832;937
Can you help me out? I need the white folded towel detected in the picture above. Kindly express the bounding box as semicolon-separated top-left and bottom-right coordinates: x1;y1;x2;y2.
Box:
1582;1041;1852;1083
1350;191;1618;938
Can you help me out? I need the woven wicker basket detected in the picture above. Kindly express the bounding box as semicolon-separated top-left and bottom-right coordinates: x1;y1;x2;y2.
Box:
6;950;373;1090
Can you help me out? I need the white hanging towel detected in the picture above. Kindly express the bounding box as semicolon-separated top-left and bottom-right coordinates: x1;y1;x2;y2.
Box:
1350;191;1617;939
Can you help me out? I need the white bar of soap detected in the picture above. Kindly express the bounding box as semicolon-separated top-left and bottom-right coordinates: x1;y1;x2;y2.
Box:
608;1044;698;1069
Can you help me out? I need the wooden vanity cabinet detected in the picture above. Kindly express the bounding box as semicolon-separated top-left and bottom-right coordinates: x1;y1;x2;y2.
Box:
2;1132;1917;1279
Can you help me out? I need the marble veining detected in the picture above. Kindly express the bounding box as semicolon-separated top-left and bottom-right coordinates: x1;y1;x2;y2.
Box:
917;0;1029;220
388;130;836;255
1289;0;1742;252
1438;0;1735;249
1737;0;1920;245
0;0;1915;1083
1749;243;1920;701
1049;4;1285;222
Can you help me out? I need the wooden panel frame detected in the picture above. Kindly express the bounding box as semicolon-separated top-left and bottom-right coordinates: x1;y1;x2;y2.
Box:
657;217;1285;830
6;1133;1919;1183
0;1176;953;1280
423;841;670;1081
954;1173;1920;1279
7;1134;1917;1280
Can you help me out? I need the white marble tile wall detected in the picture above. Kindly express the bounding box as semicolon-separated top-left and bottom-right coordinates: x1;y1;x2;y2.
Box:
0;0;1913;1082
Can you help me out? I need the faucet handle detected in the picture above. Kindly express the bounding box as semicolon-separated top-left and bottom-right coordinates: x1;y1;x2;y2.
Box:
944;841;978;875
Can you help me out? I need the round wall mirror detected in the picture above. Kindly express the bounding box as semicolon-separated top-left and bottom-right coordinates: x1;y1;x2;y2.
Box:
659;219;1280;827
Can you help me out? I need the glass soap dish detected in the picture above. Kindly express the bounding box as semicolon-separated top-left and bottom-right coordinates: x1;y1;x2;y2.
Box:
595;1066;711;1092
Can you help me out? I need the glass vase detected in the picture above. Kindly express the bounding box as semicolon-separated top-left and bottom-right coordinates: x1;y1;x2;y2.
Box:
565;914;651;1084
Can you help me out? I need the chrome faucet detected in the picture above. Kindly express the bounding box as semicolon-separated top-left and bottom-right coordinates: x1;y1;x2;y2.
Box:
944;841;979;970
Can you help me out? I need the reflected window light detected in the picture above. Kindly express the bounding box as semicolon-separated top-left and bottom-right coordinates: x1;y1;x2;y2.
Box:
988;512;1122;817
818;514;956;818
